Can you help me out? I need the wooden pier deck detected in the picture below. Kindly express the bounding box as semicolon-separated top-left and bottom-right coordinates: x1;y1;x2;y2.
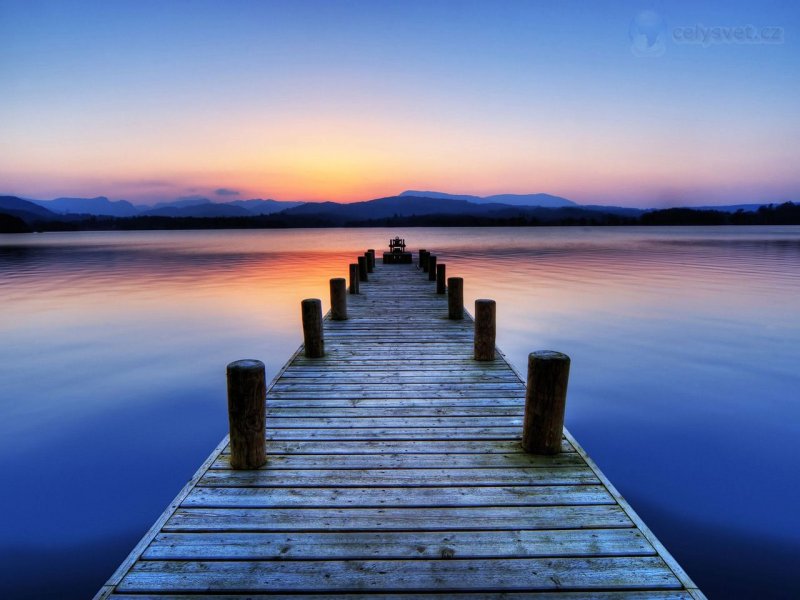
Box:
97;257;704;599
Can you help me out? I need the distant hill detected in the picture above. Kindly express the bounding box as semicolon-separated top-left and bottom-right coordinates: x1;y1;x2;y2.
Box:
229;199;304;214
0;196;61;223
140;203;253;218
581;205;644;217
688;203;769;213
0;212;32;233
31;196;141;217
21;195;305;217
400;190;577;208
151;197;213;209
283;195;512;224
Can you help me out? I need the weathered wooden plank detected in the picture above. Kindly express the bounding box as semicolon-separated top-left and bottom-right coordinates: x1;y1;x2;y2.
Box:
143;528;653;560
278;373;521;382
118;556;679;593
182;484;613;508
268;391;525;399
261;416;525;429
222;439;576;455
165;505;630;533
266;398;525;409
266;406;525;417
199;466;598;487
262;427;523;440
111;593;694;600
211;451;584;470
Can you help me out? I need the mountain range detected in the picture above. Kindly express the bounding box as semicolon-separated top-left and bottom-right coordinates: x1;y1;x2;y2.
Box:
0;191;782;231
26;196;303;218
399;190;577;208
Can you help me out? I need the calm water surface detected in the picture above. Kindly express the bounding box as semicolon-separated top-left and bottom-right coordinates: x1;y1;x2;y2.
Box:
1;227;799;598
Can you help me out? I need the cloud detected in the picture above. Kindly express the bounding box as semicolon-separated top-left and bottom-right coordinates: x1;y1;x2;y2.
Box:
215;187;240;196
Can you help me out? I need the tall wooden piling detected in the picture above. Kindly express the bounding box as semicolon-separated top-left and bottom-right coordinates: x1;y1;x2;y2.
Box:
301;298;324;358
419;249;428;271
428;255;437;281
349;263;360;294
330;278;347;320
474;299;496;361
448;277;464;320
226;359;266;470
436;263;446;294
365;252;374;273
422;251;430;273
522;351;570;455
367;249;375;270
358;256;368;282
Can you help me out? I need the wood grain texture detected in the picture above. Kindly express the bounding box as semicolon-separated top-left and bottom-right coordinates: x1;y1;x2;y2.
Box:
96;259;701;600
225;360;266;470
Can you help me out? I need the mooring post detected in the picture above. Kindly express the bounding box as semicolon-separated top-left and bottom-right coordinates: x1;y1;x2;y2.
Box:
301;298;324;358
365;251;374;273
448;277;464;320
349;263;360;294
367;249;375;270
474;299;496;361
422;250;430;273
436;263;446;294
418;249;427;270
428;255;437;281
522;351;570;455
358;256;368;282
226;359;267;470
330;278;347;320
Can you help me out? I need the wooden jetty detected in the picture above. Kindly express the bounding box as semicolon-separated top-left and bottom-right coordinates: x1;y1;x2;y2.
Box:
96;247;704;599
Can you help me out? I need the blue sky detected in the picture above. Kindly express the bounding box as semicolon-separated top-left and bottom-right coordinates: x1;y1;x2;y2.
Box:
1;0;798;206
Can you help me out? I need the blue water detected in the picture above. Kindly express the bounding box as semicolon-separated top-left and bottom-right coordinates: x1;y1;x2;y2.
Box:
1;227;798;598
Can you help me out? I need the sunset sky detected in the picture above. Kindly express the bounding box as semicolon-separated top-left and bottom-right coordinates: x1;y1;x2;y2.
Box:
1;0;798;207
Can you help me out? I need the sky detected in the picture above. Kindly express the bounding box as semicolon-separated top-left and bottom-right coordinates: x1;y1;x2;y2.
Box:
1;0;798;207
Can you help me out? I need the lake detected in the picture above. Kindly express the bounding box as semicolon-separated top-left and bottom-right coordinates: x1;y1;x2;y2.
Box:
1;226;799;599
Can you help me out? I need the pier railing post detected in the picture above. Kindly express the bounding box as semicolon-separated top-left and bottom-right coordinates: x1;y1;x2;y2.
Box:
474;299;496;361
448;277;464;320
358;256;368;282
364;251;374;273
436;263;446;294
226;359;267;470
421;250;430;273
349;263;360;294
418;249;427;269
522;351;570;454
301;298;325;358
428;255;437;281
367;249;375;270
330;278;347;320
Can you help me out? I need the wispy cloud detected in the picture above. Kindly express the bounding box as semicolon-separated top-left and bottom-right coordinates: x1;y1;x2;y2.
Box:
215;188;240;196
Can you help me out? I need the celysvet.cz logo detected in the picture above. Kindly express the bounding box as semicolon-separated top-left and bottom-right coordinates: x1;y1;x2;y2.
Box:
629;10;784;57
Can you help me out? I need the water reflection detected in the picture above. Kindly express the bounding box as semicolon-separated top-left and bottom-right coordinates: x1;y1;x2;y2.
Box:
1;227;799;599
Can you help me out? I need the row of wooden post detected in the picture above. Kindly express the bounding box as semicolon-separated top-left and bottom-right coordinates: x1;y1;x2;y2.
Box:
422;248;570;454
226;247;570;470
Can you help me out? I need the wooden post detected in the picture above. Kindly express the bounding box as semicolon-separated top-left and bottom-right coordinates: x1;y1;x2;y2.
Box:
436;263;446;294
448;277;463;320
365;251;374;273
418;249;427;270
474;299;496;361
330;278;347;320
301;298;324;358
349;263;359;294
367;249;375;270
226;359;266;470
522;351;570;455
358;256;368;282
422;250;430;273
428;255;437;281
